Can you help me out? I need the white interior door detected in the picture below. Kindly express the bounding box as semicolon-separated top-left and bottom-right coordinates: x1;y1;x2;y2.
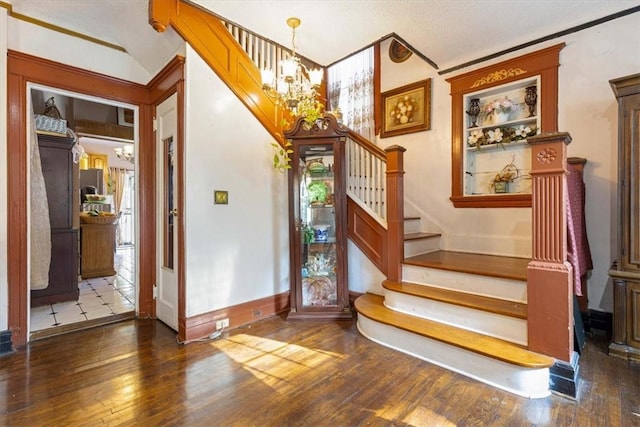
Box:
155;93;179;331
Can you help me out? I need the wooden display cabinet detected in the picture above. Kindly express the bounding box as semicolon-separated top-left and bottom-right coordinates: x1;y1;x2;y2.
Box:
284;115;352;320
31;134;80;306
608;73;640;362
446;44;563;208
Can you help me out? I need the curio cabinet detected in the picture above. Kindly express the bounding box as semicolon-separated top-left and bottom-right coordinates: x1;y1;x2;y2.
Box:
284;115;352;320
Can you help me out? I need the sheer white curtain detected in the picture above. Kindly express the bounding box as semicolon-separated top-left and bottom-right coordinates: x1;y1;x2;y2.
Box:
327;47;375;141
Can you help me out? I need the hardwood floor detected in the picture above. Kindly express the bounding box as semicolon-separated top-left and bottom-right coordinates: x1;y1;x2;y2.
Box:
1;315;638;426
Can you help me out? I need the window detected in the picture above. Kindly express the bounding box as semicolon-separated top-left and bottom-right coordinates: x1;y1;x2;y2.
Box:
327;47;375;140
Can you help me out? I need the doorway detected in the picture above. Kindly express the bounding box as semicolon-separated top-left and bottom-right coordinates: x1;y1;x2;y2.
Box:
27;85;139;339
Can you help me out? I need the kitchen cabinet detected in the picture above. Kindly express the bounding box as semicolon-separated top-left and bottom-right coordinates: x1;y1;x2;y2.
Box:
81;223;117;279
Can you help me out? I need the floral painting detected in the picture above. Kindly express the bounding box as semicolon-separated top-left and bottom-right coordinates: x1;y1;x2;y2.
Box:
381;79;431;138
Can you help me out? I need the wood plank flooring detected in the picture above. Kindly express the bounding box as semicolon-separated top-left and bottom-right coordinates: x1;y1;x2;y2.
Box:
1;316;639;426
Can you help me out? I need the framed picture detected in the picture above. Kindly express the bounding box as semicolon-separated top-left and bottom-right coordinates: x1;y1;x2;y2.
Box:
380;79;431;138
389;39;413;63
117;107;134;127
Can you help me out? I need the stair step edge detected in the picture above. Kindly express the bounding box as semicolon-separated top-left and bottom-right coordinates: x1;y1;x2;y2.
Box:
383;280;527;319
403;250;529;281
404;232;441;241
355;293;553;369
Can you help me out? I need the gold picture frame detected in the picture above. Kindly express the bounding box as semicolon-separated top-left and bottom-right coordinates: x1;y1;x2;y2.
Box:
380;79;431;138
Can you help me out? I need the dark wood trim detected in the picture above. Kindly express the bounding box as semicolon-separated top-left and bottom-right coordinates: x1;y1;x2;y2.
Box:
373;43;381;136
145;56;186;337
438;6;640;76
349;290;364;309
182;292;290;342
0;330;12;356
6;51;152;347
549;352;580;399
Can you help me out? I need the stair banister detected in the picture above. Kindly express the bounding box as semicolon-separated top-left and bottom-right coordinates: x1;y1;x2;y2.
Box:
527;132;573;362
149;0;285;145
149;0;406;280
385;145;406;282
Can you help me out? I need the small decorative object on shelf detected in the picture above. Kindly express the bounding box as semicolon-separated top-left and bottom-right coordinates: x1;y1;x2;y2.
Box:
525;86;538;117
466;98;481;128
483;96;515;124
489;158;520;194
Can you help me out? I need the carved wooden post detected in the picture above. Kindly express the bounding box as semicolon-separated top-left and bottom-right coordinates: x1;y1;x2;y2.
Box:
527;132;573;362
385;145;406;282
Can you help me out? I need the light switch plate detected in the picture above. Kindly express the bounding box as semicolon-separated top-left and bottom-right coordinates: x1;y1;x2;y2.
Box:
214;190;228;204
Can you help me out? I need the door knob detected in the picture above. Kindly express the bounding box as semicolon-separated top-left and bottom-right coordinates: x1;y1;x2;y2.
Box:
170;209;178;217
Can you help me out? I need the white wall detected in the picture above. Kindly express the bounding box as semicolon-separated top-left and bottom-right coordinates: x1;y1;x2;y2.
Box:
374;13;640;312
1;7;8;332
183;46;290;317
8;16;152;84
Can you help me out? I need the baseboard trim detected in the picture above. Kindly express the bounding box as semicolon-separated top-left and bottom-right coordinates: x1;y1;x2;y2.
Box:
349;290;364;308
587;309;612;337
549;351;580;399
1;330;13;356
182;291;290;342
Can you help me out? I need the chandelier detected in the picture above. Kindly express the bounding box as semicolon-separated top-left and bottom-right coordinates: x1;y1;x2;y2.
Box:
114;144;134;164
260;17;323;115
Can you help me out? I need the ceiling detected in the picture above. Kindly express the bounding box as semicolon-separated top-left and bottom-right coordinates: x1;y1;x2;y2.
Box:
7;0;640;76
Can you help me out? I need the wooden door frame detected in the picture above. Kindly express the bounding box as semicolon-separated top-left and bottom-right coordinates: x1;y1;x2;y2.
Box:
6;51;185;347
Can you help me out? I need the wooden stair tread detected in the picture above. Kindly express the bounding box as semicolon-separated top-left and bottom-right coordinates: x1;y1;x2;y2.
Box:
355;294;553;368
404;232;440;241
383;280;527;319
404;250;529;281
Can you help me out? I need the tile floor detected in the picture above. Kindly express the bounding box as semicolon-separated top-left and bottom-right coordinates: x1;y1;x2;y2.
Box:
30;246;136;332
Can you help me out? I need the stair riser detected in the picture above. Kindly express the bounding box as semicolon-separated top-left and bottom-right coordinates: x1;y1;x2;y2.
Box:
357;315;550;399
384;290;527;345
404;219;421;235
404;238;440;257
402;265;527;303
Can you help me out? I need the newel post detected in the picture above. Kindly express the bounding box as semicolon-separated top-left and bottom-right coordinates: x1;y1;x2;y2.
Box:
527;132;573;362
385;145;406;282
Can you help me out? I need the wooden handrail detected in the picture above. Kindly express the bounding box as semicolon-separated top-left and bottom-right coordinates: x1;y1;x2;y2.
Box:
346;129;387;160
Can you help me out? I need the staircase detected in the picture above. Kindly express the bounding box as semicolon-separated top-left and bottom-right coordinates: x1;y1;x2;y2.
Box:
355;250;554;398
149;1;574;399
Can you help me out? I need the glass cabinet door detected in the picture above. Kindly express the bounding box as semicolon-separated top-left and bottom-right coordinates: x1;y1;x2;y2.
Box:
297;144;338;308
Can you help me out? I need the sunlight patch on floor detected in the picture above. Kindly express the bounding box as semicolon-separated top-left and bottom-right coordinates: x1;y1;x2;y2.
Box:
210;333;345;393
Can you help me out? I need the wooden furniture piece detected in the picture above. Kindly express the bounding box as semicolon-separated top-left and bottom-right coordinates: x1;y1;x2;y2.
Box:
609;73;640;362
446;44;563;208
81;223;117;279
31;134;79;306
284;115;352;320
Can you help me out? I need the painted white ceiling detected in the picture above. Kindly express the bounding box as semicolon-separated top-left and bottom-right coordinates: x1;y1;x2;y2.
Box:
8;0;640;75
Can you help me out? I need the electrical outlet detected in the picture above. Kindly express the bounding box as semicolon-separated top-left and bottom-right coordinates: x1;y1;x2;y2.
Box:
215;318;229;330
